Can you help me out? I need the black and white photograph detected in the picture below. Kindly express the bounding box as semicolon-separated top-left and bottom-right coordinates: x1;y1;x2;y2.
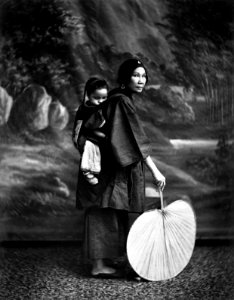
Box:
0;0;233;299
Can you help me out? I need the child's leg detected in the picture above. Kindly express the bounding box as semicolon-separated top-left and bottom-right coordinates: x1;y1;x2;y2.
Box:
81;140;101;185
83;171;98;185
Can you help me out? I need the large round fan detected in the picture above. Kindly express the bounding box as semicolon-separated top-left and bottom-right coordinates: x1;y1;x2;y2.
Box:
127;191;196;281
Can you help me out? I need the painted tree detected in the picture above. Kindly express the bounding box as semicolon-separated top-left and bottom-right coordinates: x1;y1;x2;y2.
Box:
162;0;234;125
0;0;82;98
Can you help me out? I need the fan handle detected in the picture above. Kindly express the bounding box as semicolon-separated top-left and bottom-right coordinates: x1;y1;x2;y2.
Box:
159;189;164;210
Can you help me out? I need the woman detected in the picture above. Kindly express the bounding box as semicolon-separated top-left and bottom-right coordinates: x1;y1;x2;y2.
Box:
74;58;166;279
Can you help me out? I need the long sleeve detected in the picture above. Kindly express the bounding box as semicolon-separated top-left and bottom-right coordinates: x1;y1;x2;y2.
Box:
107;94;151;167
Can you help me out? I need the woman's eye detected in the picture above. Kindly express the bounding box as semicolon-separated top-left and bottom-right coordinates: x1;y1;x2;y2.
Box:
132;73;146;78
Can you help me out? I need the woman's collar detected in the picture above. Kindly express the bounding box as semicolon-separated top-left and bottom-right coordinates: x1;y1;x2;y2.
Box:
109;87;133;99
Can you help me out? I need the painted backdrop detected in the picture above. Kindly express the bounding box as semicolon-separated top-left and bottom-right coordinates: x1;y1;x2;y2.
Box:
0;0;233;241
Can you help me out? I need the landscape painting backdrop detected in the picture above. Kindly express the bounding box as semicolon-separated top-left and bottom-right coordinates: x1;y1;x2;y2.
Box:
0;0;233;241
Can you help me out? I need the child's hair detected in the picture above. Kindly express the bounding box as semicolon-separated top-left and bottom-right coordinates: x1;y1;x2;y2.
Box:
84;77;109;99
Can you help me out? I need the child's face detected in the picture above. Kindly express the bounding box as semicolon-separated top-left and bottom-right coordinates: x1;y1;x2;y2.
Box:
89;88;108;106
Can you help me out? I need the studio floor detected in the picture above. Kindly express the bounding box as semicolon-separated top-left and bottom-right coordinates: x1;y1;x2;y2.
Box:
0;241;233;300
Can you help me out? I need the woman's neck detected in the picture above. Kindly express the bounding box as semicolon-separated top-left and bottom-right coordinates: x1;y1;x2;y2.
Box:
118;87;133;99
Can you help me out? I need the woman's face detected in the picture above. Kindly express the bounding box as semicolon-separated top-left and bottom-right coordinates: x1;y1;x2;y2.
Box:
127;67;147;93
89;88;108;106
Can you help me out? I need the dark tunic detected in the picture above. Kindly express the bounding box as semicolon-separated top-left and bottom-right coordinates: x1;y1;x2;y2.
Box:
75;88;151;213
72;100;106;152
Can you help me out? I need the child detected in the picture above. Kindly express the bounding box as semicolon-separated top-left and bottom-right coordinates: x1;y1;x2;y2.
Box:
72;77;109;185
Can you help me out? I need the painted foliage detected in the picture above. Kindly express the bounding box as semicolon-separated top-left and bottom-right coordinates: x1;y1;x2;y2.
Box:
0;0;233;241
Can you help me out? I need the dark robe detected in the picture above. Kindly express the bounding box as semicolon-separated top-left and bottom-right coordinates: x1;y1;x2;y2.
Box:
76;88;151;213
72;100;106;152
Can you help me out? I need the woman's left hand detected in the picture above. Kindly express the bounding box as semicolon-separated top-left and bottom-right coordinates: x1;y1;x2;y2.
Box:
153;173;166;191
144;156;166;191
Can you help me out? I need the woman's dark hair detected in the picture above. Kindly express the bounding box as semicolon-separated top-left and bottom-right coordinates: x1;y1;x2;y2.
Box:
117;58;148;86
84;77;108;98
